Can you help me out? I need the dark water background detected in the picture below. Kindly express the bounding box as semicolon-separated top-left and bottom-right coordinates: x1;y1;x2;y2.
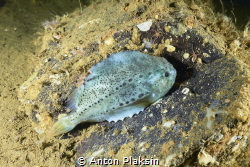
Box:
212;0;250;29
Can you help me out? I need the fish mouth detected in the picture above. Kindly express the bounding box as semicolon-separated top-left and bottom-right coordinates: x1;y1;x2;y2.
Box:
168;67;177;79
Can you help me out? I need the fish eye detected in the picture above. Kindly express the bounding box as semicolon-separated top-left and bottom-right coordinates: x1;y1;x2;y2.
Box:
165;72;170;77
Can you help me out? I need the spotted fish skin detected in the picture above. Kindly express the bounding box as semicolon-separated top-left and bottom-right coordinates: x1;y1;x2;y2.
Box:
50;51;176;136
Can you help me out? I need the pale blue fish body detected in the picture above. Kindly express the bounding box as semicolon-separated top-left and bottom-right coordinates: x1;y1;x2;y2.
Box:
50;51;176;136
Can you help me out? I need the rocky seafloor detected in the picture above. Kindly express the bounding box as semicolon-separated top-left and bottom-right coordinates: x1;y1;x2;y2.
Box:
18;0;250;166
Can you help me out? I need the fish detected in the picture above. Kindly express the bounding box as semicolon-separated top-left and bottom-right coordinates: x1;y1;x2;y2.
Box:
49;50;176;136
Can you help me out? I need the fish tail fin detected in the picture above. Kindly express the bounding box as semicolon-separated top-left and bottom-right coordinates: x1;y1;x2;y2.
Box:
48;116;76;136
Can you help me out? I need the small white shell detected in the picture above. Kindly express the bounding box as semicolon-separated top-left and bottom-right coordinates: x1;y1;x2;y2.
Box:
137;20;153;31
182;88;190;95
183;53;190;59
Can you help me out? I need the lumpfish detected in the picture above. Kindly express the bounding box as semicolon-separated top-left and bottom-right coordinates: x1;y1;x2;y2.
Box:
49;51;176;136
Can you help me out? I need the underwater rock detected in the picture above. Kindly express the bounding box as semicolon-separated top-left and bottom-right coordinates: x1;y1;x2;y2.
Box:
75;27;244;166
18;1;246;166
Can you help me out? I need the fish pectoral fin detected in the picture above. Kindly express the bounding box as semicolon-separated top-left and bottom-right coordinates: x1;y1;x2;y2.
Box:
132;92;154;107
66;86;85;111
